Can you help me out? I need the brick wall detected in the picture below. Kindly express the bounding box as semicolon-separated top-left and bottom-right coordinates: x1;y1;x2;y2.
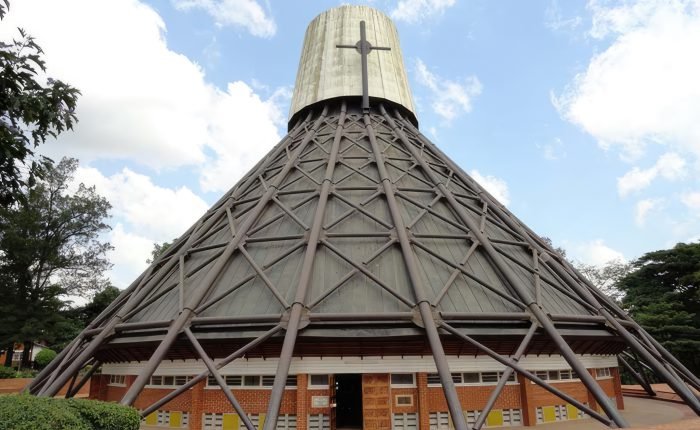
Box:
90;367;625;429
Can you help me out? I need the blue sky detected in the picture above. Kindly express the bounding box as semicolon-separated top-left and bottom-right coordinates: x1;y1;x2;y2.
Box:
2;0;699;289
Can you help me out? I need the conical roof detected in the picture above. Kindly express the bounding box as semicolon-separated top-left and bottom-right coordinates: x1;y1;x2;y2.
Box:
32;6;700;428
120;103;603;332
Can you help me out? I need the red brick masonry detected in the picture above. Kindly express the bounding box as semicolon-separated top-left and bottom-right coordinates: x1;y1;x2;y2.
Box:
90;369;623;429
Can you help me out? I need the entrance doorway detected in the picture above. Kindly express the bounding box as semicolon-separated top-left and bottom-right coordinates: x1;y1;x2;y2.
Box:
334;374;363;429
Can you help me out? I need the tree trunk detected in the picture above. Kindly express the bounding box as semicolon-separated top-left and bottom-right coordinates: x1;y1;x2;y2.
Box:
20;341;32;369
3;343;14;367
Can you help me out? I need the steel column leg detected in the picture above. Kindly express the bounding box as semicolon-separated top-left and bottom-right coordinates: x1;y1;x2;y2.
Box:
185;329;255;430
380;105;628;428
67;360;101;398
439;322;614;427
619;356;655;397
364;111;468;430
121;109;328;407
263;103;346;430
600;309;700;413
473;323;537;430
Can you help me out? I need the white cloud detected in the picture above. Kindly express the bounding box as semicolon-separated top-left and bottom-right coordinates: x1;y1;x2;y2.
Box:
200;84;289;193
469;170;510;206
554;0;700;162
74;166;209;242
0;0;284;188
108;224;155;289
681;191;700;212
415;59;482;123
172;0;276;38
573;239;626;265
545;0;583;31
634;198;662;226
390;0;456;23
616;152;686;196
538;137;567;160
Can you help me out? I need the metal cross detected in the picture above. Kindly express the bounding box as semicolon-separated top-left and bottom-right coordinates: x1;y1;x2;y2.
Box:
337;20;391;113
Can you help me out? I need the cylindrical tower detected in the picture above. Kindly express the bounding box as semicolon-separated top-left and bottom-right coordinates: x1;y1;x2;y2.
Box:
31;5;700;430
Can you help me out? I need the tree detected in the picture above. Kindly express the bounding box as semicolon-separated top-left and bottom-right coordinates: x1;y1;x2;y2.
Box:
540;236;567;259
617;242;700;376
0;0;80;208
146;241;173;264
72;285;120;327
0;158;111;368
574;259;631;302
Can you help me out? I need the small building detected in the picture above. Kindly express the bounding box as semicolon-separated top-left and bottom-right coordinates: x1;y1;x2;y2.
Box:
31;5;700;430
1;342;47;368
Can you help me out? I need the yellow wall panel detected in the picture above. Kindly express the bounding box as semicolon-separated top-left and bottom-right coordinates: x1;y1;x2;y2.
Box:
259;413;266;429
223;413;239;430
543;406;556;422
486;410;504;427
566;404;579;420
145;412;158;426
169;411;182;427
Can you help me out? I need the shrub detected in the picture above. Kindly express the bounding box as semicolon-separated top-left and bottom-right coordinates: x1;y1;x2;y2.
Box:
15;369;38;378
67;398;141;430
0;395;140;430
0;395;89;430
0;366;16;379
34;349;57;368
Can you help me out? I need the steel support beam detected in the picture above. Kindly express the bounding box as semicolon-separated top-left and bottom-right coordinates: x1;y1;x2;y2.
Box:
66;360;101;398
141;325;282;417
399;108;700;414
38;116;311;398
381;105;628;428
619;356;656;397
439;322;614;427
185;329;255;430
364;111;467;430
262;103;347;430
473;323;537;430
121;109;328;406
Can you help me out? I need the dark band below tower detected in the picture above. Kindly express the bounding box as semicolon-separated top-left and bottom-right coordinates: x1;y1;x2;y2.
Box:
30;5;700;430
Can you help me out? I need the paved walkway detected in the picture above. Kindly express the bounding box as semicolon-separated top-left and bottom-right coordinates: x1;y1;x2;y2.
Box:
507;397;699;430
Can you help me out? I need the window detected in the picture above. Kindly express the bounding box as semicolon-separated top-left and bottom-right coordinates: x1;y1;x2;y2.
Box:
502;409;522;426
395;394;413;407
109;374;126;386
530;369;578;382
206;374;296;389
390;373;415;386
308;413;330;430
149;375;192;387
428;371;516;386
243;375;261;387
144;410;189;427
429;412;450;429
596;368;611;378
481;372;499;383
462;372;480;383
427;373;441;385
393;412;418;430
309;374;329;387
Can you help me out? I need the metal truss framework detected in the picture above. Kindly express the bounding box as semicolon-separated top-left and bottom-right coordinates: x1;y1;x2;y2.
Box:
31;100;700;430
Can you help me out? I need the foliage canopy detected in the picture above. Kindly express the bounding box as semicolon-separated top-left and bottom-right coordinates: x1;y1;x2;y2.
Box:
0;0;80;207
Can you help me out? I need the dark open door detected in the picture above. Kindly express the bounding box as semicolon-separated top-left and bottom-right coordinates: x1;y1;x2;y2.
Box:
335;374;363;429
329;374;336;430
